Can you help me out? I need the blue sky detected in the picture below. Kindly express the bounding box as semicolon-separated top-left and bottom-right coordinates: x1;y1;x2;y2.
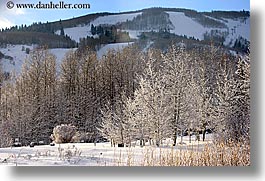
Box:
0;0;250;29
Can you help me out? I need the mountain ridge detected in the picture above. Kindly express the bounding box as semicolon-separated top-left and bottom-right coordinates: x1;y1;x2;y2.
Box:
0;7;250;75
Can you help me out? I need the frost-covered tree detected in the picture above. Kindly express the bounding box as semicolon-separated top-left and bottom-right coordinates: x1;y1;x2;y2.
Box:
214;54;250;142
131;51;171;146
162;46;194;145
0;48;57;145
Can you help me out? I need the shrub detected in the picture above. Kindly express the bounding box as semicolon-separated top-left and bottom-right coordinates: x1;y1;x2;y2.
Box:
50;124;80;144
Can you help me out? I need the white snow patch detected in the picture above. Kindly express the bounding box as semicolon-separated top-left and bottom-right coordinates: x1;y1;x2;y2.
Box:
97;42;134;59
55;25;92;43
49;48;77;64
167;12;208;40
0;44;33;75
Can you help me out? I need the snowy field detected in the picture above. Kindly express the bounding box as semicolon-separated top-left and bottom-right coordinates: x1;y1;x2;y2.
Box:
0;134;213;166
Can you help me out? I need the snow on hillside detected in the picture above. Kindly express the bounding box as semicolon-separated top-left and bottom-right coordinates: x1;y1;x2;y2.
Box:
56;12;142;43
55;11;249;47
97;42;134;59
167;12;209;40
223;17;250;46
0;45;76;75
55;25;92;43
0;45;33;75
167;11;249;46
49;48;77;71
0;43;133;75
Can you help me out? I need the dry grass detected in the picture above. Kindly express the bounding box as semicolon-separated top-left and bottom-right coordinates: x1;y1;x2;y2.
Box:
113;141;250;166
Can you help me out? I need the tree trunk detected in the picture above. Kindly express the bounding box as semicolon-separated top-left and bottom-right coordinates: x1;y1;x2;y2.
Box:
203;128;207;142
140;139;143;147
180;129;184;144
173;128;177;146
189;128;191;143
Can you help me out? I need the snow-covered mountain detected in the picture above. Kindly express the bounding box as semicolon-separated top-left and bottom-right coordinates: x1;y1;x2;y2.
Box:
55;9;249;46
55;12;142;42
0;8;250;75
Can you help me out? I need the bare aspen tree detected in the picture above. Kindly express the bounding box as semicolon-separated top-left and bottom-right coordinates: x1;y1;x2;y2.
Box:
162;46;193;145
132;50;171;146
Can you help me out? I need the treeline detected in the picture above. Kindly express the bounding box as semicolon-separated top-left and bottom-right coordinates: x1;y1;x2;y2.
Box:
203;10;250;20
2;22;56;34
0;45;250;148
0;13;103;34
182;9;227;28
0;31;76;48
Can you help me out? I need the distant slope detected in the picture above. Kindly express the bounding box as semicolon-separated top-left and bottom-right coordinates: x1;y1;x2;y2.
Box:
0;8;250;75
167;12;208;40
51;8;249;47
55;12;142;42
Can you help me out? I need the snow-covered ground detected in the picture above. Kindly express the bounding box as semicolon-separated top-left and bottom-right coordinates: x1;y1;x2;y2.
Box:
97;42;134;59
0;134;213;166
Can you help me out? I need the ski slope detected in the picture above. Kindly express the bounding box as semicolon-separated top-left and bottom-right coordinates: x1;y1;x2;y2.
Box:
55;25;93;43
167;11;250;46
0;43;133;75
167;12;209;40
55;10;249;47
56;12;142;43
223;17;250;46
